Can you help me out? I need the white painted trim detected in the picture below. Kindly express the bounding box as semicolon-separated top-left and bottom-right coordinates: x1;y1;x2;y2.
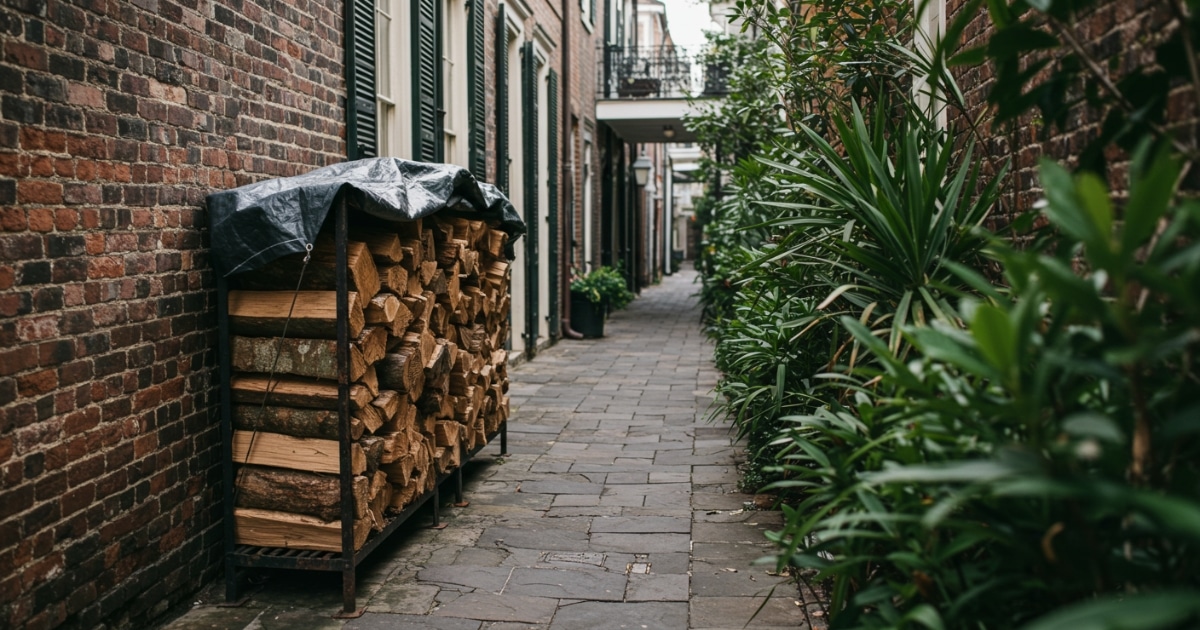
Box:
501;0;532;21
533;24;556;54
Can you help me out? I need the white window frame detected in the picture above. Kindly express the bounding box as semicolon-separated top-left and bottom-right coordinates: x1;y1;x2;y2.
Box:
443;0;470;167
377;0;413;158
580;0;593;31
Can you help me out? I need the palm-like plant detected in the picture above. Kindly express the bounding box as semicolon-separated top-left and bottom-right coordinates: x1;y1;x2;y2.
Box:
759;102;1005;358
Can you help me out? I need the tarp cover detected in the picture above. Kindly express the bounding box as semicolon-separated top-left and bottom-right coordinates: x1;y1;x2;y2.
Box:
206;158;525;277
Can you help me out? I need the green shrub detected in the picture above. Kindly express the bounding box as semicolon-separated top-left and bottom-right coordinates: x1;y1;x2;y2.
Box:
768;146;1200;628
570;266;636;309
692;0;1200;625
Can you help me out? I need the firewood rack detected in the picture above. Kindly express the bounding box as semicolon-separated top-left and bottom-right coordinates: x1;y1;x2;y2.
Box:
216;197;508;616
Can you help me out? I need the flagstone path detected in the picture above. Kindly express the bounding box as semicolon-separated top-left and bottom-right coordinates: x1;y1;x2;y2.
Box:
163;266;819;629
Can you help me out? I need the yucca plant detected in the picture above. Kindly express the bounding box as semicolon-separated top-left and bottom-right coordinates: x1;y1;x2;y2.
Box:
758;101;1006;356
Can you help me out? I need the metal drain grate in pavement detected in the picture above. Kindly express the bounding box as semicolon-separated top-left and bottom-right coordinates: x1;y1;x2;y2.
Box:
541;551;606;567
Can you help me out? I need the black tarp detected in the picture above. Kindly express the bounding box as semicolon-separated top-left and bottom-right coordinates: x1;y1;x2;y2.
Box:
206;158;524;277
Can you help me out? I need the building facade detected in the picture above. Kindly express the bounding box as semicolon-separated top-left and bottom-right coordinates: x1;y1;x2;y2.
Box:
0;0;631;626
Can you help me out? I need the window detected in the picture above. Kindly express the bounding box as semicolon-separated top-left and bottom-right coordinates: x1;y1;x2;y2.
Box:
580;0;594;29
376;0;394;156
442;0;470;167
376;0;412;158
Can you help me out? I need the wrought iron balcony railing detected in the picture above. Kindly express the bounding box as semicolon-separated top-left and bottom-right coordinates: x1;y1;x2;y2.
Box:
600;46;694;99
597;45;733;101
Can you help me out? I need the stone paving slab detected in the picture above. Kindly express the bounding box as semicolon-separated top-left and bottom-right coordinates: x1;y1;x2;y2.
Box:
417;566;512;592
503;567;627;600
691;596;813;629
690;565;795;598
156;267;817;630
589;532;692;553
589;515;690;533
625;573;690;601
432;593;558;624
548;601;688;630
346;613;481;629
692;521;779;544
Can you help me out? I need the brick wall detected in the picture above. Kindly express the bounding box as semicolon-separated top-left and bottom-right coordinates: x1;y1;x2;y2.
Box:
945;0;1192;230
0;0;347;627
565;0;600;274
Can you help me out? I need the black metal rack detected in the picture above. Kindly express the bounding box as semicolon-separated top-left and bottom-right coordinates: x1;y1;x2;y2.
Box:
216;198;507;616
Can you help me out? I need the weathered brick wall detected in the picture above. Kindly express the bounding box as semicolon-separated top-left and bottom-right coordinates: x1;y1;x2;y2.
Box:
946;0;1192;230
0;0;347;627
566;3;600;274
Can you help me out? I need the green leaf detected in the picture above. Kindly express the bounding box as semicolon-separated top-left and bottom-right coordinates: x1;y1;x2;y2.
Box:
909;326;997;381
1061;413;1124;443
866;460;1026;485
948;46;987;67
1040;159;1100;245
903;604;946;630
1123;142;1181;252
969;304;1017;383
985;0;1014;28
1076;171;1114;254
987;25;1059;58
1126;491;1200;543
1021;590;1200;630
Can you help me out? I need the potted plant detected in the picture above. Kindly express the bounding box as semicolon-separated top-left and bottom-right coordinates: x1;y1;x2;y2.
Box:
586;266;635;316
569;266;635;337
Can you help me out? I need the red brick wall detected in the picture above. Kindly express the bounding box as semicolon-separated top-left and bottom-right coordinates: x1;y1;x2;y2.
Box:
0;0;347;627
946;0;1191;230
561;0;601;274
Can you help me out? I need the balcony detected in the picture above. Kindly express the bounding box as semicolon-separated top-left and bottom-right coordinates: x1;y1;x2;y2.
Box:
600;46;694;100
596;45;725;143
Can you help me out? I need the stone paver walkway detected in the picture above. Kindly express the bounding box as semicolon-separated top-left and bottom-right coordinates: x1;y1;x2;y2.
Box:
163;266;815;630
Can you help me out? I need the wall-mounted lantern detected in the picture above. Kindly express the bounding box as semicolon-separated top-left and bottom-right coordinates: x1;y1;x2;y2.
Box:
632;152;652;186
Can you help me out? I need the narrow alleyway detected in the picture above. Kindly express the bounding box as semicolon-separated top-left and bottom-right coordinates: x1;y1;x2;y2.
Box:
165;267;815;629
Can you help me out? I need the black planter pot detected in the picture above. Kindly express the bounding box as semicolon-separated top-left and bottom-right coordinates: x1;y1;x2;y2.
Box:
569;291;606;338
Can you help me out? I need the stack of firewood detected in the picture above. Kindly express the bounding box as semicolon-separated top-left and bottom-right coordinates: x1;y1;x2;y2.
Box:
226;216;512;552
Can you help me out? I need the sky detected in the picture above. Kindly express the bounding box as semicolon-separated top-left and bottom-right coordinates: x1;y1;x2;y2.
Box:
660;0;719;52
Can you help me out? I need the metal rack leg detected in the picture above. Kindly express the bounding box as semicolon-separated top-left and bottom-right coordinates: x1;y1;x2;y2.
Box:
501;422;508;456
225;561;236;603
333;567;364;619
453;464;468;507
220;561;246;607
431;485;444;528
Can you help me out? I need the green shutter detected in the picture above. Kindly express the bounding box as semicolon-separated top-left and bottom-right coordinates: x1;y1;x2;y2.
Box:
521;43;538;355
413;0;440;162
467;0;487;179
346;0;378;159
547;69;559;340
495;7;509;192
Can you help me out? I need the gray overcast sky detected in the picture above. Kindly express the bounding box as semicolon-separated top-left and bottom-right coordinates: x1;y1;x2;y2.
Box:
661;0;718;51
